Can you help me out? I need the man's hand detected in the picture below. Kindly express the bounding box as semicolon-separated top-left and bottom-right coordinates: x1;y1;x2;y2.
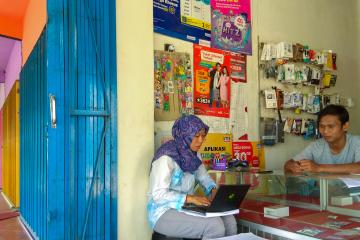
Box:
186;195;211;207
284;159;302;173
299;160;320;173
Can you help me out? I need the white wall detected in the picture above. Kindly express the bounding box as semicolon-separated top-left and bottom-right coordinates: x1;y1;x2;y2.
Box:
116;0;154;239
356;1;360;129
116;1;360;239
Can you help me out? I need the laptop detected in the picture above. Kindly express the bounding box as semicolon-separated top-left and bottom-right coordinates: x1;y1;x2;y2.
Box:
182;184;250;216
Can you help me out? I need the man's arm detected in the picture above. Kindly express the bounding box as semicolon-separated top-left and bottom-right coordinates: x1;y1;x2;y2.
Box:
285;141;318;174
299;160;360;174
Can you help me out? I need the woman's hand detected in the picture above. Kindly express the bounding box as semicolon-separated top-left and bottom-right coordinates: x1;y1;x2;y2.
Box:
208;188;217;202
186;195;211;207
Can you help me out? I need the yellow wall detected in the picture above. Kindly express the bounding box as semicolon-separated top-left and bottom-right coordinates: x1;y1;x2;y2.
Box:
116;0;154;239
22;0;47;65
2;81;20;207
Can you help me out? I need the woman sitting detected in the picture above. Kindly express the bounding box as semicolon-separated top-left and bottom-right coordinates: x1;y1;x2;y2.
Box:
147;115;237;239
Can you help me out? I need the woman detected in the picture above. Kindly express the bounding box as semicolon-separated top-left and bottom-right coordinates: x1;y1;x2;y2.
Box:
219;66;230;108
147;115;237;239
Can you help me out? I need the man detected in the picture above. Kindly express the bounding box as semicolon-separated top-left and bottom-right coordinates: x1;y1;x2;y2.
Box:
284;104;360;174
208;63;221;108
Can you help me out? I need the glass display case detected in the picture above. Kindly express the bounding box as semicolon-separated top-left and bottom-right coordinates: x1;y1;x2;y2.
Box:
208;170;360;239
209;170;323;209
244;171;324;211
325;175;360;218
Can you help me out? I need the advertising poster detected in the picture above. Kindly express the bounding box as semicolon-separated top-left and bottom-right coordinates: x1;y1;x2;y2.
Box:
154;0;211;44
211;0;252;55
193;44;246;118
199;133;232;170
232;141;265;169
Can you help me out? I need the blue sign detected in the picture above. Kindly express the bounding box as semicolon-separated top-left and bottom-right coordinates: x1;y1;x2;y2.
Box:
153;0;211;43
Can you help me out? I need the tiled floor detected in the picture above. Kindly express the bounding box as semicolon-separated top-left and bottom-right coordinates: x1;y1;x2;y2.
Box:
0;193;10;212
0;191;32;240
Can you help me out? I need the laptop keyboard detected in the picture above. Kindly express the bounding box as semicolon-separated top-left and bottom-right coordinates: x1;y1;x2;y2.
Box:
182;204;208;213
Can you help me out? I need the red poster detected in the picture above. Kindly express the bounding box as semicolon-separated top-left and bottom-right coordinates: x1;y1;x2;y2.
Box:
232;141;265;169
193;44;246;118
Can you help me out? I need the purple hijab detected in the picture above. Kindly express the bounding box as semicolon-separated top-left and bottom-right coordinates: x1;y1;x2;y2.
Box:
153;115;209;172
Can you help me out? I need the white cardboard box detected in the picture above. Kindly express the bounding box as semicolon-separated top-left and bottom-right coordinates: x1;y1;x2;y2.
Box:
264;205;289;219
331;196;353;206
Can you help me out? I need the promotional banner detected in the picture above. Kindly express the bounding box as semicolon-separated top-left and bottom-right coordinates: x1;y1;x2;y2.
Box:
232;141;265;169
193;44;246;118
211;0;252;55
199;133;232;170
154;0;211;44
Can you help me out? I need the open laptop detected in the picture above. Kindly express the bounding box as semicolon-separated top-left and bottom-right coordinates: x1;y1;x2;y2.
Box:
182;184;250;216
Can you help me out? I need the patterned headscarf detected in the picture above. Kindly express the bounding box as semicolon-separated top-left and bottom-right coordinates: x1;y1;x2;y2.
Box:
153;115;209;172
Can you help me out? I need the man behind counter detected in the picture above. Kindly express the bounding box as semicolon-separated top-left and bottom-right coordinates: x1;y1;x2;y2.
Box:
284;104;360;174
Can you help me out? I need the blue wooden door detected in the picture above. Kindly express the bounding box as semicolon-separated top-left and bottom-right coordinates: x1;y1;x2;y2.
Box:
20;29;48;240
20;1;117;239
46;0;117;239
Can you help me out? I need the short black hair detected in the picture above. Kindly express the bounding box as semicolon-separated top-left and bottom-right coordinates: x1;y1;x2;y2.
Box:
215;62;221;67
318;104;349;125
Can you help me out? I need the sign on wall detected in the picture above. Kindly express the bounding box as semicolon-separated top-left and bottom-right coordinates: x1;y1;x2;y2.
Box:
211;0;252;55
193;44;246;118
232;141;265;169
199;133;232;170
154;0;211;44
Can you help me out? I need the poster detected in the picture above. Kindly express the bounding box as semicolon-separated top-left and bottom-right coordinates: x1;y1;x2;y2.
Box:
232;141;265;169
193;44;246;118
154;0;211;44
211;0;252;55
230;82;248;140
199;133;232;170
154;51;193;121
199;116;230;133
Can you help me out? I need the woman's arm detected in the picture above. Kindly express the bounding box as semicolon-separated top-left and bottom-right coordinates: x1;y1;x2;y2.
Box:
150;156;211;207
195;164;217;196
149;156;187;209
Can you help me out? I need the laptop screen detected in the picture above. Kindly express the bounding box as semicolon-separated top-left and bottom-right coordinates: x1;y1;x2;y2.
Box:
207;184;250;212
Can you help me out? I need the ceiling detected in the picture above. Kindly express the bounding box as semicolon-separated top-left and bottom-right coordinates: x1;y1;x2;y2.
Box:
0;0;29;20
0;0;30;39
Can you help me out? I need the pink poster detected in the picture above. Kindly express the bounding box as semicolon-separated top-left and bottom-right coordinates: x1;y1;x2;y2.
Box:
211;0;252;55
